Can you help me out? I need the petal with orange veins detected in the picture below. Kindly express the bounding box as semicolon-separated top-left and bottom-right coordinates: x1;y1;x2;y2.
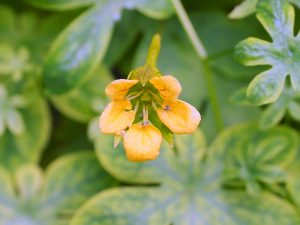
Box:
157;100;201;134
124;124;162;162
105;79;138;100
99;100;135;134
150;75;182;100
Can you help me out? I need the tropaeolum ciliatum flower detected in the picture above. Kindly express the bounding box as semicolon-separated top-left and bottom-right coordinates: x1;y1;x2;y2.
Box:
99;34;201;162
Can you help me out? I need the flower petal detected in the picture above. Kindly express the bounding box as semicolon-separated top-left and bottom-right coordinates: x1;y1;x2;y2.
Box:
105;79;138;100
124;124;162;162
99;100;135;134
157;100;201;133
150;75;182;100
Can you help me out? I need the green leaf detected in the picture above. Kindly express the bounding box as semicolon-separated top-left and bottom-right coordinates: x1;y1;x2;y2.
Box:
73;129;300;224
23;0;97;10
0;152;117;225
51;66;112;123
236;0;300;105
43;4;116;95
0;4;15;38
0;90;51;172
212;123;298;194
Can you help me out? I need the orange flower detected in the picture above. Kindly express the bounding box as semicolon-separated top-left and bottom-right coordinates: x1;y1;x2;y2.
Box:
98;34;201;162
150;76;201;134
124;124;162;162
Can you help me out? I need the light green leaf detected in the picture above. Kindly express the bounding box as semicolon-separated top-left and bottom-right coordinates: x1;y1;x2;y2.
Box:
247;69;285;105
15;165;43;201
287;164;300;208
23;0;97;10
0;90;51;172
51;66;112;123
5;108;25;135
288;101;300;121
229;0;257;19
43;3;116;95
259;100;286;129
229;0;300;19
74;128;300;224
134;0;174;19
236;0;300;105
212;123;298;194
0;152;117;225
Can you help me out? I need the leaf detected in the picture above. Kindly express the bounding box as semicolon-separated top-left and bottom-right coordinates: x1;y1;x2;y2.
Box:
23;0;97;10
288;100;300;121
211;123;298;194
229;0;300;19
133;0;174;19
0;152;117;225
229;0;257;19
259;100;286;129
73;129;300;225
235;0;300;105
51;66;112;123
43;3;116;95
0;89;51;172
287;164;300;208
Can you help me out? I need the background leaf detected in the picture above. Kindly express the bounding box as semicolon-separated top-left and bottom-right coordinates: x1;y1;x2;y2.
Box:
43;3;116;95
73;129;300;225
0;152;117;225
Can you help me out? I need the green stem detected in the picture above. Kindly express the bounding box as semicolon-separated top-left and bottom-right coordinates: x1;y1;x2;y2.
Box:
171;0;224;131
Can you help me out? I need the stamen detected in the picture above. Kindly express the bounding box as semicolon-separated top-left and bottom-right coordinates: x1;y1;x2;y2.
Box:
134;101;140;113
164;105;171;111
126;91;143;100
143;105;149;126
152;101;158;111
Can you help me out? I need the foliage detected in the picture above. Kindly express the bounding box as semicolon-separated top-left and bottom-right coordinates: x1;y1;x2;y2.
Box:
1;0;300;224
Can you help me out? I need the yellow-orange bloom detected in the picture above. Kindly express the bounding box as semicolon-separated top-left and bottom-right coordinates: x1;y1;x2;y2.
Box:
124;124;162;162
150;75;181;100
99;100;135;134
156;100;201;133
98;34;201;162
105;79;138;100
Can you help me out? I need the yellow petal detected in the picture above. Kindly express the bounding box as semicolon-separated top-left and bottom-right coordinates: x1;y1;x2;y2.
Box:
157;100;201;133
99;100;135;134
150;75;182;100
105;79;138;99
124;124;162;162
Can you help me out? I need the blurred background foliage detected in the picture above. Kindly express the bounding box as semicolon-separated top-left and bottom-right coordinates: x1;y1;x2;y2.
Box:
1;0;300;224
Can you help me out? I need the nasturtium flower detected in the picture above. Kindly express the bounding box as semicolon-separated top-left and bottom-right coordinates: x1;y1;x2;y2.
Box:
99;34;201;162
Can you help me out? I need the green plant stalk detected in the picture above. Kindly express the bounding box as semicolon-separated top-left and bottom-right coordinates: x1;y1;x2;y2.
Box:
171;0;224;131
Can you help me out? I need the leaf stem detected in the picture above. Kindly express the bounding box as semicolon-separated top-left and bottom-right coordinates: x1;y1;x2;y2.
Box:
171;0;224;131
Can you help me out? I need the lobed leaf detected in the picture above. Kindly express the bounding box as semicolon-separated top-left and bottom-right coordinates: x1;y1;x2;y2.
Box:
0;152;117;225
236;0;300;105
210;123;298;194
74;127;300;224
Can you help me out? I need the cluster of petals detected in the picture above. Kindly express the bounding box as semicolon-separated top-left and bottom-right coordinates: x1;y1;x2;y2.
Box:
99;75;201;162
